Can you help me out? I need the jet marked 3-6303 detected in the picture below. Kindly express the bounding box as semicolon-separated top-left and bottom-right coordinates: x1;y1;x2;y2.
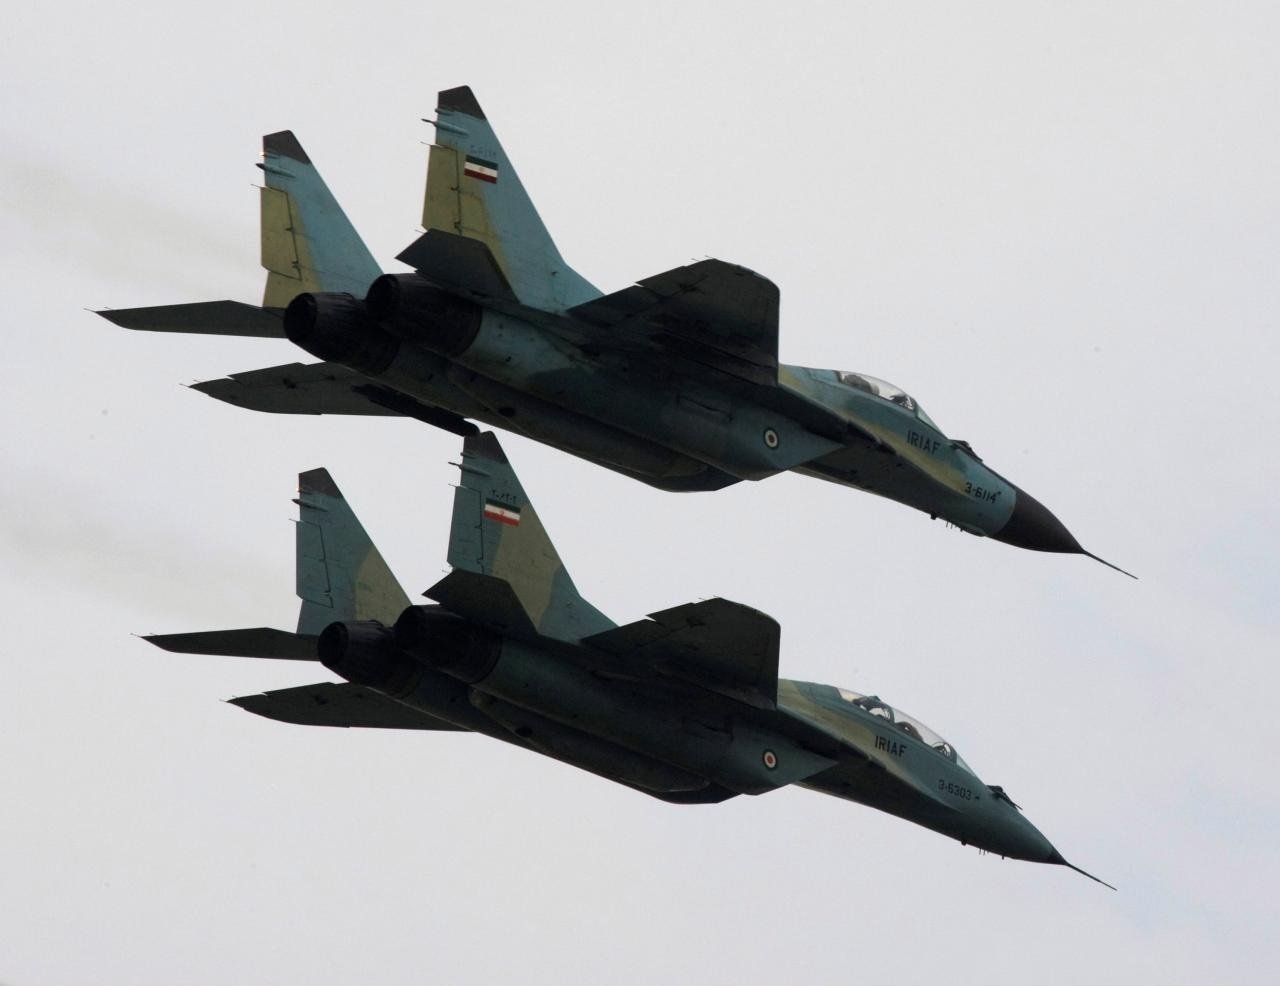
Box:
145;431;1113;888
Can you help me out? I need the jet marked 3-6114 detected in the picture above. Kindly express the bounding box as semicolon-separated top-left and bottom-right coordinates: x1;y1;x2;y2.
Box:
100;86;1130;575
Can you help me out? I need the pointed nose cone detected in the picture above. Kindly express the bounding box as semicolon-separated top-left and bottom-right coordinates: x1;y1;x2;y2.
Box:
990;484;1083;554
1000;812;1060;864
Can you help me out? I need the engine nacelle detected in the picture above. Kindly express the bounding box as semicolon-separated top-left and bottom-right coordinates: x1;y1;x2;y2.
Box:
365;274;483;357
393;606;501;683
283;292;400;374
317;620;414;692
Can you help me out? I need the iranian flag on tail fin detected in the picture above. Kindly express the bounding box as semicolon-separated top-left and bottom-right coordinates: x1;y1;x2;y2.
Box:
483;500;520;526
464;155;499;183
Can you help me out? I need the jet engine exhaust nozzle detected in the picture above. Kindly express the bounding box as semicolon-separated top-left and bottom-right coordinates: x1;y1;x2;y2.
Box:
283;292;400;374
393;605;501;683
365;274;483;356
317;620;411;691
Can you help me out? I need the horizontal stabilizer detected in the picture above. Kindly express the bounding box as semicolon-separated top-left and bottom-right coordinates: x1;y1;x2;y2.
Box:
191;362;396;415
585;598;780;710
569;260;779;385
230;681;467;730
191;362;478;435
144;627;318;660
396;229;517;303
99;301;286;337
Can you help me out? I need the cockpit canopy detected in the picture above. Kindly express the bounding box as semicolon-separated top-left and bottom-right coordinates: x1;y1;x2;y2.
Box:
837;688;973;774
835;372;941;431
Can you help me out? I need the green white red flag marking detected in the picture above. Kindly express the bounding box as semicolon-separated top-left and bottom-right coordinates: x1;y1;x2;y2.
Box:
464;155;499;183
483;500;520;526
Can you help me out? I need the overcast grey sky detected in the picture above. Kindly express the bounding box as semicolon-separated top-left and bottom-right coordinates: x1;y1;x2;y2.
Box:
3;2;1278;983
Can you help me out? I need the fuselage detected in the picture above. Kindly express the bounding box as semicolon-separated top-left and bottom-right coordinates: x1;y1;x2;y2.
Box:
285;293;1083;553
779;366;1015;535
775;680;1056;862
326;604;1060;864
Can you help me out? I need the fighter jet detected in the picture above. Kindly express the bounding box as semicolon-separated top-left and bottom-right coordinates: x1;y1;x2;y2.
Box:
146;431;1111;886
102;86;1125;570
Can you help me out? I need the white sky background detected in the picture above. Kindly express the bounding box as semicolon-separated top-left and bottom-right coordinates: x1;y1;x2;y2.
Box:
2;1;1278;982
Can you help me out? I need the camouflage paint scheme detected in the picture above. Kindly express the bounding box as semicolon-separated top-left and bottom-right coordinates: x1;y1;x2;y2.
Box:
101;87;1123;567
146;432;1110;886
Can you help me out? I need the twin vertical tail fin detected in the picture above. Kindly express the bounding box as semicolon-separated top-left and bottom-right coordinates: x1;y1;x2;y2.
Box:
100;131;381;337
143;468;408;660
294;468;410;634
147;434;604;662
411;86;600;312
258;132;382;308
105;86;584;340
144;473;471;732
425;432;614;642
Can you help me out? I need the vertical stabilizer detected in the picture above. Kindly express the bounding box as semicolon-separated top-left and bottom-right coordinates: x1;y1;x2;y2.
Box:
259;131;381;308
420;87;600;312
427;433;613;642
295;469;409;634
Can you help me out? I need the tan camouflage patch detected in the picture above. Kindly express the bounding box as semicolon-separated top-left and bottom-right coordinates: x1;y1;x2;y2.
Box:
421;144;514;289
488;506;559;630
260;185;323;308
351;547;411;625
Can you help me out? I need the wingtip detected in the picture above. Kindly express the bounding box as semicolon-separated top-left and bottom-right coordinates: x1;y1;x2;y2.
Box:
263;130;311;164
437;85;486;120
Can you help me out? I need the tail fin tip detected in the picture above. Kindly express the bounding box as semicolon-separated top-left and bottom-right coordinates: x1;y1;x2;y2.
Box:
438;86;486;120
294;467;409;632
298;467;341;498
463;431;509;464
263;130;311;164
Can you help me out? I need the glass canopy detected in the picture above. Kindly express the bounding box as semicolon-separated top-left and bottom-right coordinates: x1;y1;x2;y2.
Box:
836;688;973;773
835;371;941;431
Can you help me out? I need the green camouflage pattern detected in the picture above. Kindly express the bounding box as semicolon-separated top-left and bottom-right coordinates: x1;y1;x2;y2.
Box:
258;131;380;309
422;87;599;312
294;467;408;634
104;87;1121;569
144;433;1111;884
435;431;613;642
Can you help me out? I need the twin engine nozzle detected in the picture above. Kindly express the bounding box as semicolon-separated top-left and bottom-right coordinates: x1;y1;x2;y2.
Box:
317;606;501;693
283;275;483;373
